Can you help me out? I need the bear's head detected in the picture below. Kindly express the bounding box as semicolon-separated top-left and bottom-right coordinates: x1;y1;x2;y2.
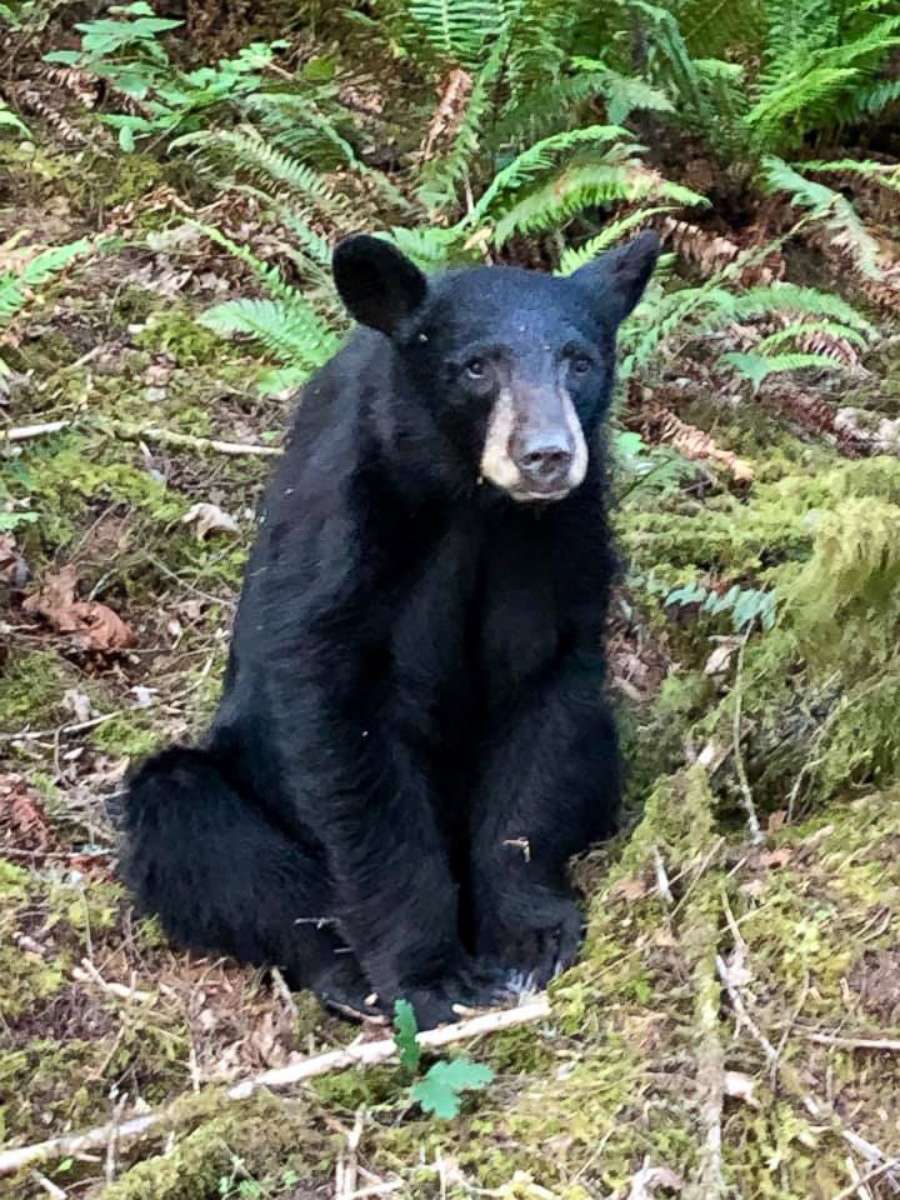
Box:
333;232;659;504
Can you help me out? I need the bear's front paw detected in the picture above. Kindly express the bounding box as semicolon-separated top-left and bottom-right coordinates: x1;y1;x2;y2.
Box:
389;959;513;1031
476;891;584;990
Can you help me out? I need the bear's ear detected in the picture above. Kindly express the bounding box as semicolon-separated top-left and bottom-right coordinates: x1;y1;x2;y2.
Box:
333;235;428;336
572;230;661;327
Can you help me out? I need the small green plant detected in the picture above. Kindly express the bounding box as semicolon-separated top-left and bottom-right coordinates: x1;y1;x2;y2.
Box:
44;2;287;150
393;999;494;1119
0;237;94;377
665;581;777;633
0;99;29;137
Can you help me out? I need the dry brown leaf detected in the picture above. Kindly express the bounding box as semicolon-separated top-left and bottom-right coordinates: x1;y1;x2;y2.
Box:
757;847;793;870
611;874;654;902
182;502;240;541
0;774;53;851
23;563;135;651
421;67;472;161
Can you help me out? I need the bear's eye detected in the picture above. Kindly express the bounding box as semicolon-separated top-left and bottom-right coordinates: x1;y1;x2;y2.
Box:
465;358;486;379
572;355;593;375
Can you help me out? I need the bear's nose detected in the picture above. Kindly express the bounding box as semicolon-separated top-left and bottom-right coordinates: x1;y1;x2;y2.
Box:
516;434;574;488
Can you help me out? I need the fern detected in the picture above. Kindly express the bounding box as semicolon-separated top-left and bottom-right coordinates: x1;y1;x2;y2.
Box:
199;297;339;372
492;158;706;246
172;127;349;222
722;350;852;391
418;31;510;212
799;157;900;194
406;0;503;66
463;124;633;227
760;156;882;279
557;206;674;274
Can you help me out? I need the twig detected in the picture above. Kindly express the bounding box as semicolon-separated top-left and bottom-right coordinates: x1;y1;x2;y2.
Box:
832;1159;900;1200
803;1032;900;1052
732;631;763;846
0;997;550;1177
73;959;154;1004
30;1172;66;1199
2;417;282;457
2;420;70;442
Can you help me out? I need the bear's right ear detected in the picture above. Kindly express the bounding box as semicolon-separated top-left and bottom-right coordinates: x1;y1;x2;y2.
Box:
333;235;428;336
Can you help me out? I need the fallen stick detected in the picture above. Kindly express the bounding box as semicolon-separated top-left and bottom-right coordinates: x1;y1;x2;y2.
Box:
2;417;282;457
803;1032;900;1053
0;996;550;1178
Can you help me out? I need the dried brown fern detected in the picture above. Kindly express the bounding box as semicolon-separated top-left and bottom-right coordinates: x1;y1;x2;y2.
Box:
637;395;754;483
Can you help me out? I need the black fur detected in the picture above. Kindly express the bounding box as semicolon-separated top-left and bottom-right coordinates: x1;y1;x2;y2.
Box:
121;232;659;1029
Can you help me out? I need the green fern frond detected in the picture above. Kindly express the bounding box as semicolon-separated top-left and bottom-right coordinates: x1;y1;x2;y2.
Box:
190;221;298;305
723;350;852;390
755;321;868;353
379;226;461;271
843;77;900;118
199;297;339;371
557;207;673;274
418;31;509;213
729;280;874;332
799;158;900;193
406;0;503;66
491;72;608;146
0;237;92;325
760;156;882;279
493;160;706;246
570;57;675;125
172;128;348;221
466;124;632;226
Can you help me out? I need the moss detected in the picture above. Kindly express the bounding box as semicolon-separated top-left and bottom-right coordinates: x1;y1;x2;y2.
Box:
91;712;161;758
134;310;227;369
100;1092;327;1200
0;648;76;730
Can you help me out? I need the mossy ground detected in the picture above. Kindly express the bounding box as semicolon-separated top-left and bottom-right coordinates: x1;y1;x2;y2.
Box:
2;33;900;1200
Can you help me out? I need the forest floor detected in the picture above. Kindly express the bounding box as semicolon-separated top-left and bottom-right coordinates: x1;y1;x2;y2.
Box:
2;18;900;1200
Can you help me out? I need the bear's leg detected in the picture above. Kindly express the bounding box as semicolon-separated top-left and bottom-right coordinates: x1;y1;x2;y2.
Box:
120;746;371;1013
469;671;620;988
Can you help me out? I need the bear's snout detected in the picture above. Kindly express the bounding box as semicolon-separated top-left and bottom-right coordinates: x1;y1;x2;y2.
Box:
512;427;575;494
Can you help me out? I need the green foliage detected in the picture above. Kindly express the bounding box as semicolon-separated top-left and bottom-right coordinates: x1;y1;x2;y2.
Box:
0;99;29;137
45;4;287;150
0;238;93;375
410;1058;494;1118
393;999;421;1073
393;997;494;1118
760;157;882;278
665;580;777;632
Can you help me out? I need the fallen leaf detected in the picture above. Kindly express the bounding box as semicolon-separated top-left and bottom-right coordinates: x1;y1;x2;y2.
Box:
611;874;654;902
182;502;240;541
704;640;739;676
757;847;793;869
23;564;135;651
0;774;53;851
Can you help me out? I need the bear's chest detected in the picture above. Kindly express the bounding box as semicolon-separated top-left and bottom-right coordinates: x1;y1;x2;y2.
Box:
387;512;561;738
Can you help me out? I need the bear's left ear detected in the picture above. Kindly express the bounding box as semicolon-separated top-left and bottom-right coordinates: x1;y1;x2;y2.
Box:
333;235;428;337
572;230;661;327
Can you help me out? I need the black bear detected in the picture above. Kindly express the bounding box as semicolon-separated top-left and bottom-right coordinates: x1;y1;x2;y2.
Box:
121;230;659;1030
